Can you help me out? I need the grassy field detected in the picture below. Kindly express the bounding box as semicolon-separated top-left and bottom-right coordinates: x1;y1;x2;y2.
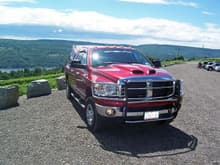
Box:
0;73;64;96
199;57;220;62
162;57;220;66
162;60;185;66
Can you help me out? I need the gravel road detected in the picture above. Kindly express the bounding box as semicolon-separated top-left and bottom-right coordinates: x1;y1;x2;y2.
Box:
0;63;220;165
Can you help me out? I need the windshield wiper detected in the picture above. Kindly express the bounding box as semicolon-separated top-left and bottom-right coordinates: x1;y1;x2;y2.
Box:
127;62;143;64
101;62;121;66
97;62;141;67
95;62;119;67
104;62;119;64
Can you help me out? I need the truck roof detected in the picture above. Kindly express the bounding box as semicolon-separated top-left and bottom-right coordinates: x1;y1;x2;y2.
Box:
72;45;135;53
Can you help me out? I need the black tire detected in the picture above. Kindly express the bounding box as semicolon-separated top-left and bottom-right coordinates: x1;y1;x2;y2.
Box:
208;67;213;71
85;97;103;132
66;83;72;100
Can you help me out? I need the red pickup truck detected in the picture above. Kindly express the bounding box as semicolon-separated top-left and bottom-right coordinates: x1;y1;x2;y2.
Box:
65;45;183;132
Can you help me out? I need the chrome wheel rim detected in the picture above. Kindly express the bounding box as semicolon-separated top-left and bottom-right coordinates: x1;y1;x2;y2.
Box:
86;104;94;126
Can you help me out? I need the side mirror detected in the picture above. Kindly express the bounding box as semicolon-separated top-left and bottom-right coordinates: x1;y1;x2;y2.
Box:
152;60;161;68
71;60;81;66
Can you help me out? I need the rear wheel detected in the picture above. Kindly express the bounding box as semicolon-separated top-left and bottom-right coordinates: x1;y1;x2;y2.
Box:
85;97;103;132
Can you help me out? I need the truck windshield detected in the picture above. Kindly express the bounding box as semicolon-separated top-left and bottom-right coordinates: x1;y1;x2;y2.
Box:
92;48;153;67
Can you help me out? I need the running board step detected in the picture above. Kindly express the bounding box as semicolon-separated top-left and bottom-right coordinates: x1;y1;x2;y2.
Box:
71;93;85;108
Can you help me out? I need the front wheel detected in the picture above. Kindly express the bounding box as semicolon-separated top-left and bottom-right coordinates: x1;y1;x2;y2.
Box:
85;97;103;132
208;67;213;71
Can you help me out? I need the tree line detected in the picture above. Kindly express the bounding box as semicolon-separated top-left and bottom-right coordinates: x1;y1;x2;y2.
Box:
0;67;64;80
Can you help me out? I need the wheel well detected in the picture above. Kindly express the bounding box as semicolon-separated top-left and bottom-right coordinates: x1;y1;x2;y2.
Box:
86;87;92;98
65;74;69;81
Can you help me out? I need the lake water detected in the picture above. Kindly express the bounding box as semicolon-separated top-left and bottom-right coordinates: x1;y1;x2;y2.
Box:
0;68;24;73
0;67;57;73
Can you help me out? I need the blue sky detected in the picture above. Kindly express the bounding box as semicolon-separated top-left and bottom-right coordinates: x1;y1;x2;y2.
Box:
0;0;220;49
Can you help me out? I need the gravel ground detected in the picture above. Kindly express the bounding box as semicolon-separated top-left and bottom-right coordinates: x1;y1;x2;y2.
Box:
0;63;219;165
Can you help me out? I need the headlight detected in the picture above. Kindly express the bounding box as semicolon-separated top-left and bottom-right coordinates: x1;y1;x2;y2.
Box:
93;83;119;97
175;80;184;96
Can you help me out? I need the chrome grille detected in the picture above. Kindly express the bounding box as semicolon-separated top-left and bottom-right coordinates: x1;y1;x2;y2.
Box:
121;80;175;100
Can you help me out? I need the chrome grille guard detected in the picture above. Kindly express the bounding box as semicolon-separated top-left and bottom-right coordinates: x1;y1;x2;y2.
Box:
117;75;176;101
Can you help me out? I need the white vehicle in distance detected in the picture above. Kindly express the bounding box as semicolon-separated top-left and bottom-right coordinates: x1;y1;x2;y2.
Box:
214;63;220;71
205;62;215;71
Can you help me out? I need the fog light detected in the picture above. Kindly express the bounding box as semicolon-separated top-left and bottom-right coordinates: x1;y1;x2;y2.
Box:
105;109;116;116
168;108;172;114
168;107;176;114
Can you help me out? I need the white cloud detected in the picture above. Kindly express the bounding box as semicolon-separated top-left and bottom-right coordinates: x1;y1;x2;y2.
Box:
53;28;63;33
202;11;215;16
0;0;36;4
120;0;169;4
174;1;198;7
0;5;220;49
120;0;198;8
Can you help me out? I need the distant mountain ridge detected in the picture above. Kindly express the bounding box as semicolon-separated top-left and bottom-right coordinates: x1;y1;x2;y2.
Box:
137;44;220;60
0;39;220;68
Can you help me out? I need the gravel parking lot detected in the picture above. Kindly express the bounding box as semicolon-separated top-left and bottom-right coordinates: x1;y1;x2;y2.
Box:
0;63;220;165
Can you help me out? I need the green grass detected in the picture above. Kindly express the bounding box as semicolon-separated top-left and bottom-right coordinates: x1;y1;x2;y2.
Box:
200;57;220;62
0;73;64;96
162;60;186;66
161;57;220;66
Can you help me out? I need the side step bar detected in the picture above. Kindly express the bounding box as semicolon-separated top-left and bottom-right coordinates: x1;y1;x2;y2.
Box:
71;92;85;108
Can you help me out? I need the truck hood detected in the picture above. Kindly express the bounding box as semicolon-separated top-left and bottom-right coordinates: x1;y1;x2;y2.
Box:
91;63;173;83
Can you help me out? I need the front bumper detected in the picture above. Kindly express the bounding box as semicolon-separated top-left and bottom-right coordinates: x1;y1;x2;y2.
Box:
95;96;182;123
93;77;183;123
